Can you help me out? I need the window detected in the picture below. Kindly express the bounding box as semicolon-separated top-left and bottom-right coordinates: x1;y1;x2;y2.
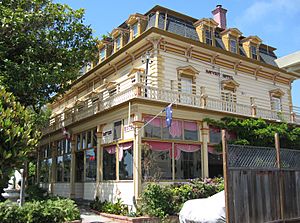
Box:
85;148;97;182
119;143;133;180
221;90;237;113
144;115;198;141
209;126;221;144
109;87;117;96
205;29;213;45
142;142;172;180
132;23;138;39
179;76;193;104
87;131;92;148
82;132;86;149
175;147;201;179
56;139;71;182
144;116;161;138
103;146;116;180
100;48;105;61
251;45;257;59
115;36;121;51
40;145;52;183
230;39;237;53
184;121;198;141
271;96;281;111
113;120;122;140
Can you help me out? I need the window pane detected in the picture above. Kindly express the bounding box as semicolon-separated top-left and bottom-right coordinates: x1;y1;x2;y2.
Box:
75;151;84;182
230;39;237;53
114;121;122;140
162;120;182;140
209;126;221;144
119;148;133;180
142;149;172;180
103;149;116;180
132;23;138;38
87;131;92;148
144;116;161;138
77;135;81;151
40;158;52;183
63;154;71;182
56;156;63;182
175;150;201;179
82;132;86;149
184;121;198;141
85;148;97;182
93;128;97;147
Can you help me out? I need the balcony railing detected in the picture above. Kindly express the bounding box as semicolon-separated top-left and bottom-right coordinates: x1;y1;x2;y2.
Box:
43;74;300;134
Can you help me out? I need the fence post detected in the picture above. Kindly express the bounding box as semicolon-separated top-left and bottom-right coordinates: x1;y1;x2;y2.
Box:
222;129;230;223
275;133;284;222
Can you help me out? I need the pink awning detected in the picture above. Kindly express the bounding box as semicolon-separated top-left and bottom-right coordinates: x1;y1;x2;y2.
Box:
208;145;222;155
145;141;172;151
104;145;116;154
174;143;201;160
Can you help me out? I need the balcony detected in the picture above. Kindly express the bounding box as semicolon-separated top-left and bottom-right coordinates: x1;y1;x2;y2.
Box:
43;73;300;134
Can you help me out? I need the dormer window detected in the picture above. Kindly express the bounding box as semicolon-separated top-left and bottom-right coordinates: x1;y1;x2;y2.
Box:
230;39;237;53
132;23;138;39
100;48;105;62
115;36;121;51
251;45;257;60
205;29;213;45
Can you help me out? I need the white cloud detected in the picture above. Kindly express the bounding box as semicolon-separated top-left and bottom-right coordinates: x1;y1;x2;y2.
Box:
238;0;300;25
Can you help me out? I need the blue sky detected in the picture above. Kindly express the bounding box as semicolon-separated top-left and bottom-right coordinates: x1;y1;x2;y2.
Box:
56;0;299;107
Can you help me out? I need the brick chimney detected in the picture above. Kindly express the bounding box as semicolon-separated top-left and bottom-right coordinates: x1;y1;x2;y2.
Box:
212;5;227;29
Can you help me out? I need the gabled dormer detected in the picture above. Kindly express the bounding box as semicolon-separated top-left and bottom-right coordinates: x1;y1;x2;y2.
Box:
193;18;218;46
241;36;262;61
111;28;129;53
97;37;113;63
220;28;242;54
126;13;148;41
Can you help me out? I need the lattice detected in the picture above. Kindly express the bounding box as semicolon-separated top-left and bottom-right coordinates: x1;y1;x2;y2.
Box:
228;145;300;170
280;149;300;169
228;145;277;169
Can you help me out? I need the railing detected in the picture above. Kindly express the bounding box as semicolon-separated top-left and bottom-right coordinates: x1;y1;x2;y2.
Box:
256;107;290;122
43;75;298;134
206;97;252;117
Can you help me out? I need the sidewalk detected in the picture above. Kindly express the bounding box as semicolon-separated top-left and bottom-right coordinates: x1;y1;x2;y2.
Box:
79;205;119;223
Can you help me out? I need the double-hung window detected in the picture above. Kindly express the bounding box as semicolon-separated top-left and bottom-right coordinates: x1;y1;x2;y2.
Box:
132;23;138;39
230;39;237;53
205;29;213;45
251;45;257;60
271;96;281;112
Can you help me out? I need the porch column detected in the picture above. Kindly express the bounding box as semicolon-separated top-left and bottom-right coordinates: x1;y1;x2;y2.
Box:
70;135;76;198
132;120;143;200
96;125;103;198
201;122;209;178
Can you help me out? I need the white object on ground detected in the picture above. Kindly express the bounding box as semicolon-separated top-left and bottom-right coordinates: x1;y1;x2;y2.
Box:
179;190;225;223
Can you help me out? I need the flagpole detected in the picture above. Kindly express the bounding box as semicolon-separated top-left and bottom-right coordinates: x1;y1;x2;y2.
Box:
137;98;177;133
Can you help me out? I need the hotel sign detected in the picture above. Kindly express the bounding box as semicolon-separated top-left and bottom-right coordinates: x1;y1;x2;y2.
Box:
205;69;234;80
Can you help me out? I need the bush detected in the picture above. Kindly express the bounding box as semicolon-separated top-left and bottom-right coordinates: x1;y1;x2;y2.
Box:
25;184;49;201
140;178;224;219
140;183;175;218
0;198;80;223
90;198;128;216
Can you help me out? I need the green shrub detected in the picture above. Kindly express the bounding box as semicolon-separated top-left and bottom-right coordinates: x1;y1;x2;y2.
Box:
0;198;80;223
25;184;49;201
90;198;128;216
140;178;224;219
140;183;175;218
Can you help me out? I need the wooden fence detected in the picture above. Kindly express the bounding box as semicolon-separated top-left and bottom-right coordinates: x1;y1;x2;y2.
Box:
222;131;300;223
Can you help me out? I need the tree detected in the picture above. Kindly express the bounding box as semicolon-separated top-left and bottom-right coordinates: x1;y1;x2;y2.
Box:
0;0;98;111
0;87;40;200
